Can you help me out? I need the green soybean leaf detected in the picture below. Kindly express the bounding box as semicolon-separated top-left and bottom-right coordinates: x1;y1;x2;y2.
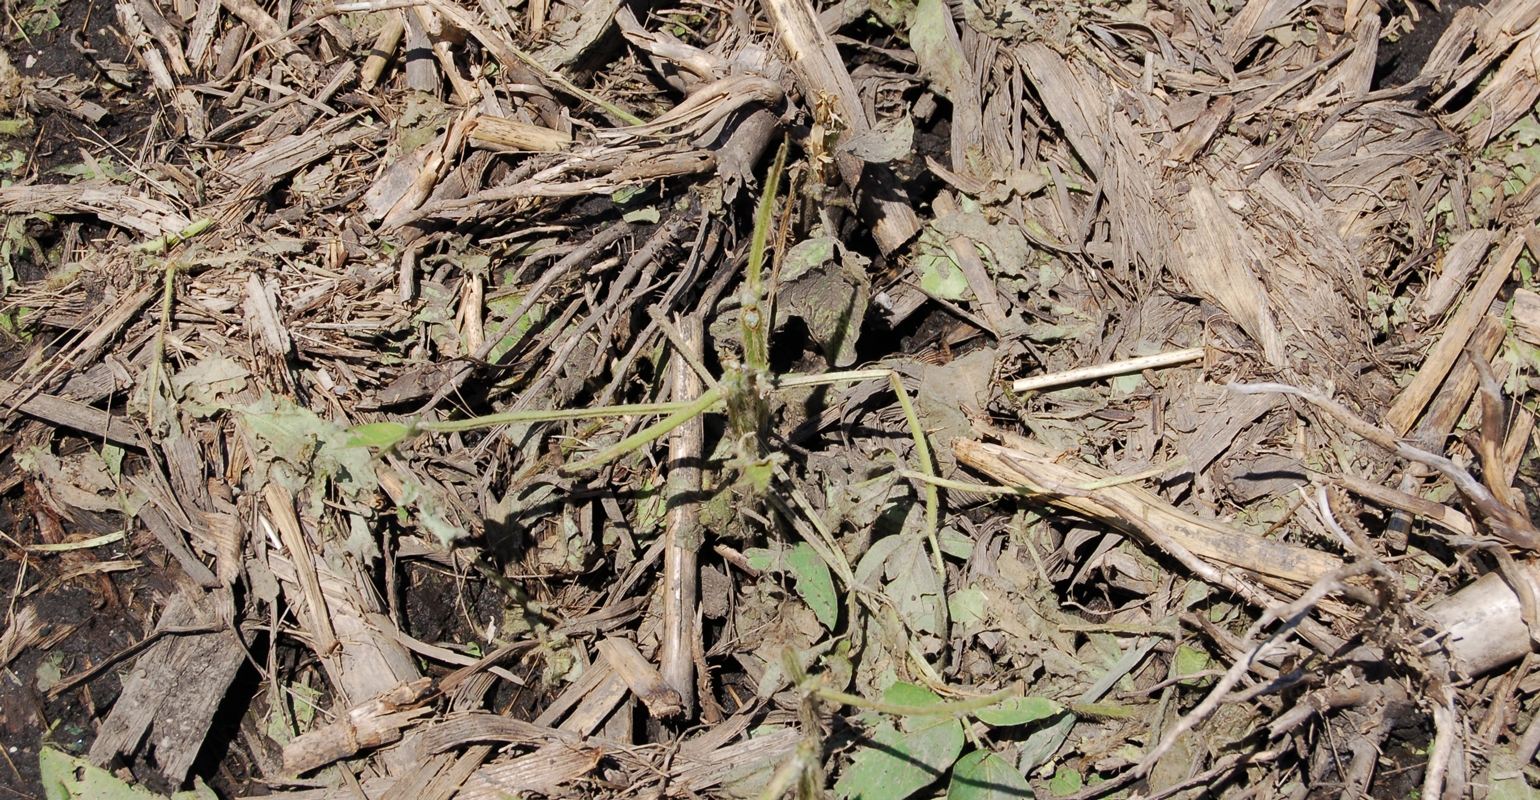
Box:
787;542;839;630
976;696;1062;727
836;683;964;800
949;750;1034;800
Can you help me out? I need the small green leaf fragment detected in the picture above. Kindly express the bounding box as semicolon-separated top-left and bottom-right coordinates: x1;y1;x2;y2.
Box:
787;542;839;630
1174;644;1211;682
976;696;1062;727
949;750;1035;800
345;421;413;449
1048;767;1082;796
949;587;988;628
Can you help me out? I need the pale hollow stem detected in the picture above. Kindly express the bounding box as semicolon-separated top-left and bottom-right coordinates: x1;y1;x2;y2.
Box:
1011;346;1205;393
661;317;704;716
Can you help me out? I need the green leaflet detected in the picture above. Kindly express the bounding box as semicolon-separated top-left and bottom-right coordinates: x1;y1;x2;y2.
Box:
787;542;839;631
949;751;1035;800
835;683;964;800
975;696;1062;727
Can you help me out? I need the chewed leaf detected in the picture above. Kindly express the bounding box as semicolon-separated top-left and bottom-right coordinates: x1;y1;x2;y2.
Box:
949;750;1034;800
976;696;1062;727
345;422;413;450
787;542;839;630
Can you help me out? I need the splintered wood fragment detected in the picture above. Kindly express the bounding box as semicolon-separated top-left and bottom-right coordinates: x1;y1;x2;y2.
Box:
467;115;571;153
557;665;628;736
673;727;801;793
1417;228;1500;320
1012;347;1204;393
282;678;433;774
595;637;684;719
422;713;575;753
219;113;376;190
949;237;1006;334
130;0;189;74
1166;95;1233;162
532;0;623;69
86;589;246;784
954;438;1342;586
1502;408;1535;487
760;0;919;253
0;184;192;238
263;483;339;655
185;0;222;68
0;606;42;671
457;742;604;800
1386;232;1524;434
244;274;293;357
135;502;220;587
264;551;423;746
220;0;317;77
117;1;176;91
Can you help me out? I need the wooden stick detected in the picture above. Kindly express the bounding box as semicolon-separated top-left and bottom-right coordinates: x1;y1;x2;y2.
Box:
660;316;704;717
596;637;684;720
1012;347;1205;393
1386;232;1524;434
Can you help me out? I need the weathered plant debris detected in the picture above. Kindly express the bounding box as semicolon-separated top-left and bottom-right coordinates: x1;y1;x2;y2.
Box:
1;0;1539;798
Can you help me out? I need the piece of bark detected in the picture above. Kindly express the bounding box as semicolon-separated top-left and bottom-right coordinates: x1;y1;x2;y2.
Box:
672;727;801;793
595;637;685;719
0;606;42;671
533;0;623;69
422;713;574;753
1166;95;1233;162
87;589;245;784
0;184;192;238
1172;177;1285;364
1163;386;1278;481
1387;233;1524;434
185;0;222;68
266;553;423;711
283;679;434;774
556;663;630;735
0;378;142;447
